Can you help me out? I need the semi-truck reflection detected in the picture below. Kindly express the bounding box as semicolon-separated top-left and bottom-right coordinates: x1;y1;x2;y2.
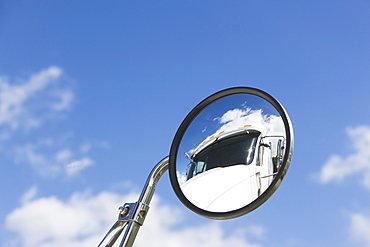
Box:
181;125;284;212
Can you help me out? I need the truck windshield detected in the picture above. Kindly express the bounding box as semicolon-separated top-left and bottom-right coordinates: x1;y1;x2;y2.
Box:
186;131;259;181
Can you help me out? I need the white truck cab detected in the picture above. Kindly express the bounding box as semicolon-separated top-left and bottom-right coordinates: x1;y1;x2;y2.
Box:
181;124;283;212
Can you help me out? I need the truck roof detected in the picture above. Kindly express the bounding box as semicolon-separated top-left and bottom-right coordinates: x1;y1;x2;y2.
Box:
190;124;265;159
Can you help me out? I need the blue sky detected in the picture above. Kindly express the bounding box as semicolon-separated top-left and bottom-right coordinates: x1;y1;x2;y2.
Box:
0;1;369;246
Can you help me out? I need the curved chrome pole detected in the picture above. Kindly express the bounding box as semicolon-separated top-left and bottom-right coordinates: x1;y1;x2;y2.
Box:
119;156;169;247
98;156;169;247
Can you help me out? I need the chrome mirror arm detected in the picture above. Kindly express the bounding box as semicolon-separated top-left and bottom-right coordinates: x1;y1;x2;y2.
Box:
98;156;169;247
98;218;128;247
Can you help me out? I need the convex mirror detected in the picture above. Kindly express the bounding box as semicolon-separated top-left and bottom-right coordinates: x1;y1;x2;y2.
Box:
169;87;294;219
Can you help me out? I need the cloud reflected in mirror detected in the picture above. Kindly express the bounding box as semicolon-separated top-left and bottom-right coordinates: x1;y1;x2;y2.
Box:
175;94;286;213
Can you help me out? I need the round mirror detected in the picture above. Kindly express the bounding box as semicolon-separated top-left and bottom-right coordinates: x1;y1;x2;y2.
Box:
169;87;294;219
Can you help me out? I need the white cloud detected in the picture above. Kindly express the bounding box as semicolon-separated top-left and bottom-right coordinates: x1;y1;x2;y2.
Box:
190;108;285;157
15;143;61;178
317;125;370;189
15;139;94;178
78;141;110;154
79;143;91;153
241;225;266;239
349;212;370;246
55;149;73;162
5;189;264;247
5;190;135;247
66;157;94;176
0;67;92;178
20;186;38;204
51;90;74;111
215;108;285;136
0;66;74;131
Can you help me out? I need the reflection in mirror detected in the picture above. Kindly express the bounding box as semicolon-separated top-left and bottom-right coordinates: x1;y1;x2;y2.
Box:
176;94;286;212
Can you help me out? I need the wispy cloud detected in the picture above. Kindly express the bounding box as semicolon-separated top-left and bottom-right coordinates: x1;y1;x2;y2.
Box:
15;138;95;178
15;142;62;178
66;157;94;176
0;67;101;178
316;125;370;189
314;124;370;246
20;186;38;205
0;66;74;132
51;90;74;111
349;212;370;246
5;189;264;247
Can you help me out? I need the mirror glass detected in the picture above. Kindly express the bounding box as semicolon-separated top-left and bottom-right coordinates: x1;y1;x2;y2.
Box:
170;89;292;217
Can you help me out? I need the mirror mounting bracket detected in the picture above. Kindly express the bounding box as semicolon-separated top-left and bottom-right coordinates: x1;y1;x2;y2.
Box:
117;202;148;226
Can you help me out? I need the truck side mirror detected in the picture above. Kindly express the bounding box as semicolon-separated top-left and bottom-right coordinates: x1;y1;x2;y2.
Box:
169;87;294;220
99;87;294;247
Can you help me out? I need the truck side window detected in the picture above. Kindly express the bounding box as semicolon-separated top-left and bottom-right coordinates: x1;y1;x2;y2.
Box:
256;144;264;166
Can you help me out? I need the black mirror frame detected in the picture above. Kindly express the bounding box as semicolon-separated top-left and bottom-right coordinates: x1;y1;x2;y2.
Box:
169;86;294;220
